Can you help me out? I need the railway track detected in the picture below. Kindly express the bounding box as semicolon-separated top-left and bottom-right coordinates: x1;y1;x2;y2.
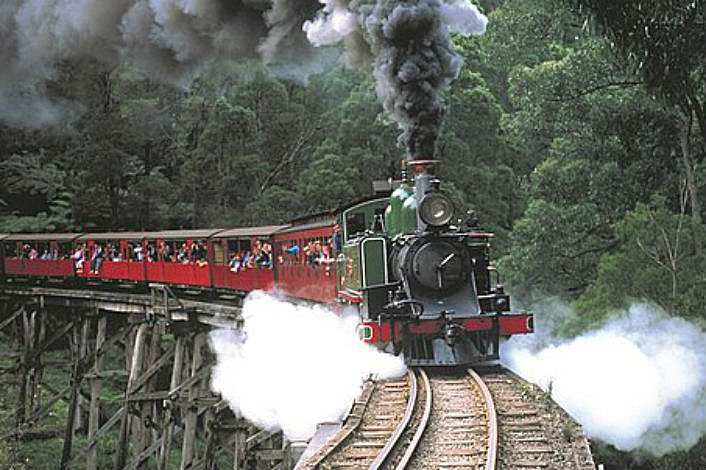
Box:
296;371;412;470
298;367;597;470
400;369;496;470
301;368;498;470
480;369;596;470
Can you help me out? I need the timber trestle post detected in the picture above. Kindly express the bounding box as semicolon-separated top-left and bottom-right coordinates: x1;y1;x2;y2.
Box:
0;286;294;470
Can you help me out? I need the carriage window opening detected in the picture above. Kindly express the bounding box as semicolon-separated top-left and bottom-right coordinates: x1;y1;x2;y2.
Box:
58;243;73;259
227;240;239;260
303;238;330;267
174;240;189;263
102;242;121;261
282;241;299;264
145;243;157;262
157;241;172;262
191;240;209;266
5;242;17;257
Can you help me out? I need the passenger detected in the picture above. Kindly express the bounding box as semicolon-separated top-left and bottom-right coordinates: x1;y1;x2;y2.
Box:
229;252;242;272
135;244;145;261
241;251;255;269
195;243;208;267
90;243;104;274
161;244;172;262
190;243;198;263
256;245;271;268
333;223;342;254
285;244;299;264
108;245;119;262
40;249;50;260
323;243;332;262
177;243;188;263
303;242;314;265
73;245;85;272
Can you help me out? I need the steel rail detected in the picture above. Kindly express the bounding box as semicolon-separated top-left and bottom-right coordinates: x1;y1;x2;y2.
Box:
297;380;376;470
468;368;498;470
394;368;432;470
368;369;418;470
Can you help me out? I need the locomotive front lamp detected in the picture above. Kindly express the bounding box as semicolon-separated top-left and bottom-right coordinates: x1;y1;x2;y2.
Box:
419;192;454;227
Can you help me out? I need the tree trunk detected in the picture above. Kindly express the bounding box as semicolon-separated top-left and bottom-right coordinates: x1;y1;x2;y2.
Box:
680;119;702;225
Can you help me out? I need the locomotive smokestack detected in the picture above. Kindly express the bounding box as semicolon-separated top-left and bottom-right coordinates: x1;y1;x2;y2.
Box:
408;159;440;231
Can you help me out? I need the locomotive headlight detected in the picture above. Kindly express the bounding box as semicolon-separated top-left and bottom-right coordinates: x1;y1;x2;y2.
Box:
419;193;454;227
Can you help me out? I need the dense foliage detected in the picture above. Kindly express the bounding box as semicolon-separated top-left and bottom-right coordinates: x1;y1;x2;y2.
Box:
1;0;703;325
1;1;706;467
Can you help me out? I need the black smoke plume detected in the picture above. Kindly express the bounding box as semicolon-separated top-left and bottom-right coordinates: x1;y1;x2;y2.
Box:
362;1;461;159
305;0;487;160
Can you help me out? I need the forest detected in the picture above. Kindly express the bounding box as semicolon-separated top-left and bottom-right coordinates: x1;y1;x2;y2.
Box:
1;0;705;468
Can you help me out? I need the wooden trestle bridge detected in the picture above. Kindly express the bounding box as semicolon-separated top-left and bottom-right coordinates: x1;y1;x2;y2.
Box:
0;284;293;470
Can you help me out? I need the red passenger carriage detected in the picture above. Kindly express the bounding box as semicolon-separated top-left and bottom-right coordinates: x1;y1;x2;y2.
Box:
2;233;79;279
211;226;288;293
272;220;338;304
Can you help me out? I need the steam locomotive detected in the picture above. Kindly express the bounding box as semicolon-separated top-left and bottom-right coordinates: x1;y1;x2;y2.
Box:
0;160;532;366
338;160;532;365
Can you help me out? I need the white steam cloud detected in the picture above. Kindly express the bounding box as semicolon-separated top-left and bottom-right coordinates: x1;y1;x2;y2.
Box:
302;0;357;47
440;0;488;36
210;292;406;441
502;303;706;456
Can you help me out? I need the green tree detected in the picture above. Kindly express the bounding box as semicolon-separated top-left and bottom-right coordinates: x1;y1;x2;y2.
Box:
0;153;73;232
575;198;706;323
569;0;706;223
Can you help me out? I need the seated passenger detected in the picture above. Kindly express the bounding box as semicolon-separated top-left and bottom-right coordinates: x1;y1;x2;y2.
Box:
256;249;271;268
147;244;157;262
229;252;242;272
73;245;85;272
90;244;104;274
285;244;299;264
177;244;188;263
134;244;144;262
190;243;199;263
161;244;172;262
242;251;256;269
